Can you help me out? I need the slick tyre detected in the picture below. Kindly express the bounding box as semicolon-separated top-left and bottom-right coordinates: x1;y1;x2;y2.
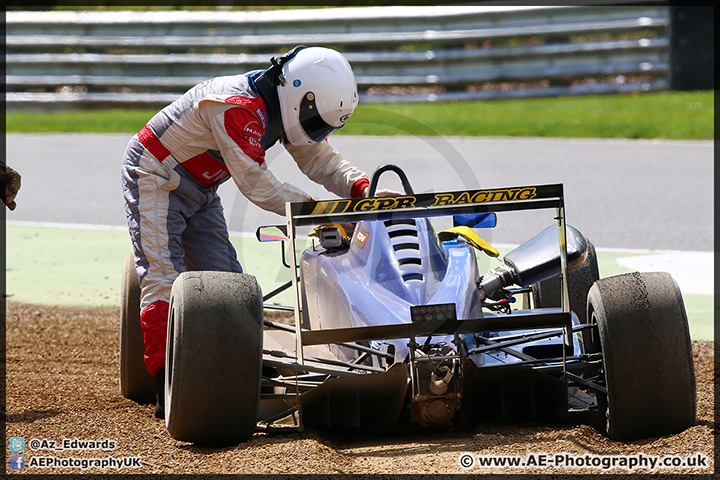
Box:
165;271;263;446
587;272;696;440
532;240;599;324
119;253;156;404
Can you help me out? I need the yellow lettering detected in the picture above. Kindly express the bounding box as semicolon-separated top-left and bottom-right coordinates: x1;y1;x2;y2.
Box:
433;193;455;206
355;199;377;211
376;198;396;210
394;196;416;209
497;189;516;201
517;188;536;200
492;190;507;202
452;192;472;205
471;191;488;203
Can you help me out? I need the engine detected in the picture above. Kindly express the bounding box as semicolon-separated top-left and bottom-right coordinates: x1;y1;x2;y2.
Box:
410;345;462;427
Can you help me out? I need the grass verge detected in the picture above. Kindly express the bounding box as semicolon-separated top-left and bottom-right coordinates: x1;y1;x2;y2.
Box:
6;225;712;340
5;91;713;140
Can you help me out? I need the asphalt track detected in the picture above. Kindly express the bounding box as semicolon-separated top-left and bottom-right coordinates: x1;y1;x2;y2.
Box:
4;134;714;339
5;133;713;251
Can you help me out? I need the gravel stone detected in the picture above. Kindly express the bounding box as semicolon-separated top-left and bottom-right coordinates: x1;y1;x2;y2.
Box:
5;302;714;475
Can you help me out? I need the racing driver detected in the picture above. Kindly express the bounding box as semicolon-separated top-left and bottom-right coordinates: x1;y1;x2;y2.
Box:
121;45;381;419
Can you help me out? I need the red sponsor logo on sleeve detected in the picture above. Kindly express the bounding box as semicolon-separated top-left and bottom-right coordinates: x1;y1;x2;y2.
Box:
224;106;266;166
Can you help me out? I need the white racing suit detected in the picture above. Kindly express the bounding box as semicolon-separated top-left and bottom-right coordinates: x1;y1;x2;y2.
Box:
121;71;369;377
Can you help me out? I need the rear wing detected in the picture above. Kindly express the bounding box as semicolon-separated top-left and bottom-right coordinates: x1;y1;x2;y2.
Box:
284;183;571;364
289;184;564;226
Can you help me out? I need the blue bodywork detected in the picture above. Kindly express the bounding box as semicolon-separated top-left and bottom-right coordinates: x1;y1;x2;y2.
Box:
279;177;597;430
300;216;583;366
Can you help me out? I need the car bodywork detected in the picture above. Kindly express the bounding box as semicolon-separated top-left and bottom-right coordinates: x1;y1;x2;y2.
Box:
122;164;695;445
258;168;598;431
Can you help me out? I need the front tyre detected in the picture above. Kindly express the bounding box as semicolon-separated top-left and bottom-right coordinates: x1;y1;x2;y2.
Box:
165;271;263;446
119;253;156;404
587;272;696;440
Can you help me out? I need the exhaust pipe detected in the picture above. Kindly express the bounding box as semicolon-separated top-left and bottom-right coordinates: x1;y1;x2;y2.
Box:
479;225;588;300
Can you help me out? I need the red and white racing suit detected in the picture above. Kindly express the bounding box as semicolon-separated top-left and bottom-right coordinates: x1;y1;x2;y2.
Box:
121;72;369;377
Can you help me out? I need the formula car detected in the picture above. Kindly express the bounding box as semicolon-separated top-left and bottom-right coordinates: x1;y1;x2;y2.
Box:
119;164;696;447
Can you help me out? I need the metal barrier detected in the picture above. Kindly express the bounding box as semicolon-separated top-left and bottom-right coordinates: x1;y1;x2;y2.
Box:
5;5;670;109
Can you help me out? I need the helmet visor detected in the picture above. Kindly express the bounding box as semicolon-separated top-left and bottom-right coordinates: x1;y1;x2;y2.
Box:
299;92;342;142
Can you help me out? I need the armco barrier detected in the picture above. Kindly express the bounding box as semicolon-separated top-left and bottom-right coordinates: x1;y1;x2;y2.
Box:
6;5;671;109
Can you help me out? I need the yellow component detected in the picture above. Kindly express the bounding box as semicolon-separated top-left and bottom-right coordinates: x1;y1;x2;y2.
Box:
309;224;348;238
438;226;500;257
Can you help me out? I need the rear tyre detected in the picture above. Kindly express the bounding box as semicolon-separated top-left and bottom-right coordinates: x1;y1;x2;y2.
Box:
165;271;263;446
587;272;696;440
532;240;599;324
119;253;156;403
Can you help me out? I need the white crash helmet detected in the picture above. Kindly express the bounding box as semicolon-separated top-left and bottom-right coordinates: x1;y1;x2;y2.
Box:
276;47;359;146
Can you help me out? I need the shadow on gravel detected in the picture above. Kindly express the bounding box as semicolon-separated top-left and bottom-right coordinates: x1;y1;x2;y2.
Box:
295;418;598;455
7;408;64;423
174;431;313;454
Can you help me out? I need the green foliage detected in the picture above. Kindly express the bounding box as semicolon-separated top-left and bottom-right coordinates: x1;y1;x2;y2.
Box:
6;109;158;133
343;91;714;140
5;91;713;140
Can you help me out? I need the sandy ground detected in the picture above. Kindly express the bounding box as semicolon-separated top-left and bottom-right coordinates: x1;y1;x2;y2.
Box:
5;301;716;475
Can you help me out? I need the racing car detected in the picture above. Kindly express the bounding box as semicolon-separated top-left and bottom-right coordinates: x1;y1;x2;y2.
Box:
119;165;696;447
